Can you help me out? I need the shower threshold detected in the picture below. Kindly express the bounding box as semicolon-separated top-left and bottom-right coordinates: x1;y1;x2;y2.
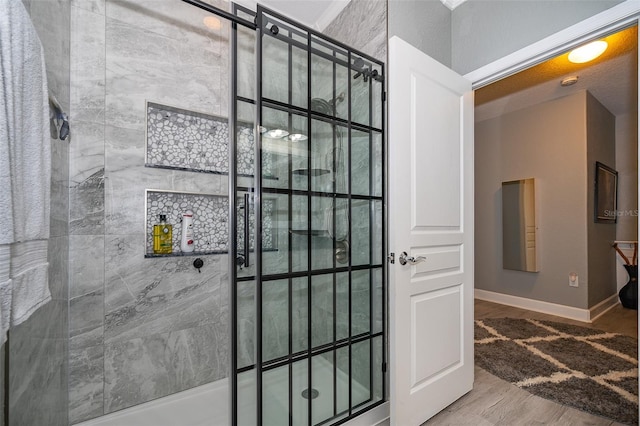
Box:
75;356;372;426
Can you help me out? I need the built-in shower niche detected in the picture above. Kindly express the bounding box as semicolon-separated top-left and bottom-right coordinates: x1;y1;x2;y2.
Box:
145;190;276;257
145;101;274;178
145;190;228;257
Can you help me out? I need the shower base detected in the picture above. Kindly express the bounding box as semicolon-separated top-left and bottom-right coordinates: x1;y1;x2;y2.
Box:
75;356;377;426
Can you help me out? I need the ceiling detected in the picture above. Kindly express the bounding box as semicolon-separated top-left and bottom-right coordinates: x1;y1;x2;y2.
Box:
476;25;638;122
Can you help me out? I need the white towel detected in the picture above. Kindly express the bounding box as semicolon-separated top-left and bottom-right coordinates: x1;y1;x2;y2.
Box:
0;0;52;346
10;241;50;326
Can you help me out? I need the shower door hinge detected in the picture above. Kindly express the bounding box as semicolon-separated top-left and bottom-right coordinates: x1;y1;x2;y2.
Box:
382;362;387;373
382;91;386;102
387;252;395;264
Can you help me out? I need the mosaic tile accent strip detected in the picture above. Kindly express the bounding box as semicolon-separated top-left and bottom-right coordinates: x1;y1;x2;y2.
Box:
146;190;275;256
146;102;272;176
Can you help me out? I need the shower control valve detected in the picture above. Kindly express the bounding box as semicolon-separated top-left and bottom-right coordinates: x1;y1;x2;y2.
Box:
193;258;204;273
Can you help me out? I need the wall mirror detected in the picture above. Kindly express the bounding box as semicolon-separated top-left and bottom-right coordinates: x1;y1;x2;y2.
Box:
502;178;539;272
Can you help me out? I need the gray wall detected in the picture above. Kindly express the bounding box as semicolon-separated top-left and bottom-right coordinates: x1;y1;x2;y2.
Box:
475;92;590;309
451;0;623;75
616;111;639;241
388;0;451;67
388;0;623;75
476;90;619;310
69;0;230;422
586;92;617;307
10;1;70;425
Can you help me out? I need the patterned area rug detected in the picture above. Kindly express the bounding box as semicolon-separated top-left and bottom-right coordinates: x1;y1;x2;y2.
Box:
475;318;639;425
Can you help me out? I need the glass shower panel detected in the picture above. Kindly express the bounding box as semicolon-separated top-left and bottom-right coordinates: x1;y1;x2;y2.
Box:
351;270;370;336
372;199;383;265
262;279;289;362
311;273;333;348
310;119;335;193
237;279;256;370
237;24;255;101
291;113;310;192
291;358;309;423
351;199;370;266
351;129;370;196
292;277;308;353
291;45;309;109
291;195;309;273
262;14;308;109
372;267;383;335
351;57;371;127
311;195;334;270
335;52;349;121
351;339;371;408
311;52;335;117
312;354;335;425
371;63;383;130
262;35;290;104
310;37;349;121
372;131;383;197
237;99;257;189
371;335;384;404
262;365;289;424
262;193;289;276
237;369;257;426
252;7;385;426
335;125;349;195
336;346;350;415
262;106;290;190
336;271;349;341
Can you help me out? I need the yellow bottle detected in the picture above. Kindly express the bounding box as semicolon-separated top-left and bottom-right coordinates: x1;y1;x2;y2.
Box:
153;214;173;254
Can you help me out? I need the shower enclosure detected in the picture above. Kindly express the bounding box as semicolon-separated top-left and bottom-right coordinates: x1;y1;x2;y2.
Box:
232;6;386;425
65;1;385;425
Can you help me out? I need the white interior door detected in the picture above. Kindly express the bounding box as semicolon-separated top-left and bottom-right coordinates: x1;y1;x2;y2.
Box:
388;36;474;425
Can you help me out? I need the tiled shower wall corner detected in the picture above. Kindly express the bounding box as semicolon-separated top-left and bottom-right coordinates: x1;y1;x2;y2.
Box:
8;1;71;426
69;0;230;422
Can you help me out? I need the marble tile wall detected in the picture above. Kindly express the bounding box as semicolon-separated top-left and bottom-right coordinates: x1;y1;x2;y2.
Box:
9;1;71;425
67;1;387;422
69;0;232;422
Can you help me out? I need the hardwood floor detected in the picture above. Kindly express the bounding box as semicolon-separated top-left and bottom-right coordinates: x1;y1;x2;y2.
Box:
422;299;638;426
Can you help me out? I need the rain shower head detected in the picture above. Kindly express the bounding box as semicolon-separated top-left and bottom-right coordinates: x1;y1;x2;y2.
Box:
311;92;345;115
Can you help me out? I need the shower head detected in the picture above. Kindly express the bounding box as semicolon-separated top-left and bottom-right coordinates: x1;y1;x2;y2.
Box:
311;93;345;115
311;98;332;115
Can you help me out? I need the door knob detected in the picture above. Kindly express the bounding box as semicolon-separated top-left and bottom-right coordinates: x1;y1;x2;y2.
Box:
398;251;426;266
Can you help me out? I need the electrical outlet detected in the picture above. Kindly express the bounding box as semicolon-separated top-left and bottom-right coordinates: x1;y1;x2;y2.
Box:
569;273;579;287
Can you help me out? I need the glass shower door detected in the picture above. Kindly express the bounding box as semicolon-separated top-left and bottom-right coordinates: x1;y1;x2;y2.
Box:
232;5;385;425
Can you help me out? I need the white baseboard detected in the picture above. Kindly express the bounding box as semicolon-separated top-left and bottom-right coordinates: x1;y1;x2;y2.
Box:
475;289;619;323
589;294;620;322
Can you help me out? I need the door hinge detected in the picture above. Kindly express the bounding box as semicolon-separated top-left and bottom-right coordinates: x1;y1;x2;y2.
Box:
382;362;387;373
387;252;395;264
382;91;386;102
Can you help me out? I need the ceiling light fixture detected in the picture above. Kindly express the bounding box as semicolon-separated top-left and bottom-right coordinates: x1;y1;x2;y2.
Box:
203;16;222;31
561;76;579;87
568;40;608;63
265;129;289;139
286;133;308;142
